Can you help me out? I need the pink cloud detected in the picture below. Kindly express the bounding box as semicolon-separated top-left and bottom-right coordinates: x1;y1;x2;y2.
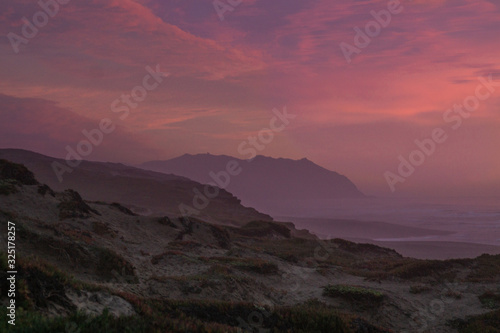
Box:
0;0;499;196
0;94;162;163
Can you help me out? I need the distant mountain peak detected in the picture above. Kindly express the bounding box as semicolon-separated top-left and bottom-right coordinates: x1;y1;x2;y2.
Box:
140;153;364;215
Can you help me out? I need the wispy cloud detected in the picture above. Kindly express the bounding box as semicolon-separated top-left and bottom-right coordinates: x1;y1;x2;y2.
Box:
1;0;499;195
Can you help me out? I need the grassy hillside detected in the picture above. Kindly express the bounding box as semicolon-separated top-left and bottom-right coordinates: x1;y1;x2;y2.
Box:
1;160;499;332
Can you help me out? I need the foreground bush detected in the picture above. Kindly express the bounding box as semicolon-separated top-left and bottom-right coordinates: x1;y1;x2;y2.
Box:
451;309;500;333
0;298;387;333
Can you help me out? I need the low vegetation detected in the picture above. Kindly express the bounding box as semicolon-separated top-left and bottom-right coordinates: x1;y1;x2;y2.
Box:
0;179;18;195
466;254;500;282
205;256;279;275
92;221;117;238
478;291;500;309
450;309;500;333
0;254;383;333
0;159;38;185
210;224;231;249
0;300;367;333
323;284;385;303
58;189;100;220
409;284;432;294
157;216;178;228
231;220;292;239
110;202;137;216
0;252;76;312
37;184;55;197
94;247;138;283
151;250;190;265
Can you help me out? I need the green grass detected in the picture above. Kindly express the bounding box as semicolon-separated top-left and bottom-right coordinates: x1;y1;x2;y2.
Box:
0;294;383;333
37;184;55;197
249;238;471;283
467;254;500;282
409;284;432;294
92;221;117;238
479;291;500;309
205;256;279;275
450;309;500;333
58;189;100;219
323;284;385;303
230;220;292;239
0;159;38;185
7;224;137;284
0;179;18;195
110;202;137;216
0;251;81;312
238;236;500;284
93;247;138;283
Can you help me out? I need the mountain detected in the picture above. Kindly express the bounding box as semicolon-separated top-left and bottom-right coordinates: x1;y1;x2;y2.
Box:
0;149;272;225
140;154;364;215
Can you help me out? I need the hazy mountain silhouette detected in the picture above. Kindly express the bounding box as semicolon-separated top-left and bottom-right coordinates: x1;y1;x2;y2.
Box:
0;149;271;225
140;153;364;215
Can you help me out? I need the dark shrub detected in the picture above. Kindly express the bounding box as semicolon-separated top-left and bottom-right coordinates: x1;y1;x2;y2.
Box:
236;221;292;238
58;189;100;220
323;284;385;303
0;179;18;195
0;159;38;185
94;247;137;283
110;202;137;216
479;291;500;309
37;184;55;197
158;216;177;228
211;225;231;249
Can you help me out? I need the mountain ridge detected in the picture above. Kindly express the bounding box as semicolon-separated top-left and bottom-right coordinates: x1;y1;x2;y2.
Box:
140;153;364;215
0;149;272;225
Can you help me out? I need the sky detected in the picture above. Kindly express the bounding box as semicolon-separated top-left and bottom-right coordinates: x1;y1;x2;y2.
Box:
0;0;499;197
